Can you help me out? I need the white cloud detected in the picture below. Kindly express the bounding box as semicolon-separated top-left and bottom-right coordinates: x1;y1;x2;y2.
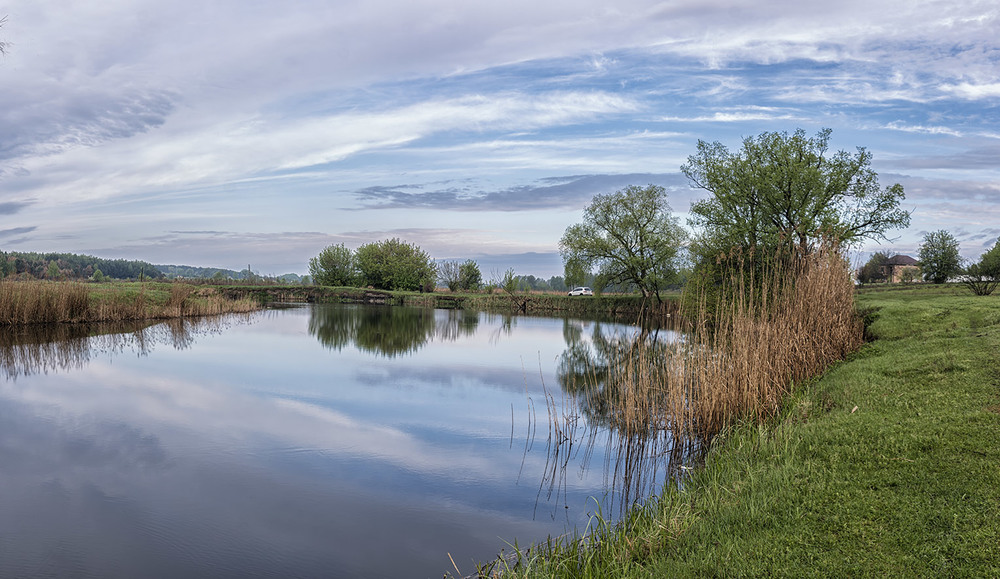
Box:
9;90;639;206
2;0;998;270
882;122;963;137
939;82;1000;100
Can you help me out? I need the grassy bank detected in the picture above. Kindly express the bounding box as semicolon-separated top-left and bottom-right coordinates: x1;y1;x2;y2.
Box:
219;284;679;320
483;284;999;577
0;280;260;325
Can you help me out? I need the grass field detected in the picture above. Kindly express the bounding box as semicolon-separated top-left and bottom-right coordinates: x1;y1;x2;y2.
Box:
483;283;1000;578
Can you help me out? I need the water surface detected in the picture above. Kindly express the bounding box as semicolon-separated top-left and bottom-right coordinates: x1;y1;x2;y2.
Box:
0;304;671;578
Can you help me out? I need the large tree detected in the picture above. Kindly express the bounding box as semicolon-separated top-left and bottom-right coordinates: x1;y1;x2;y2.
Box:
682;128;911;263
309;243;357;287
918;230;961;284
355;238;437;292
559;184;687;303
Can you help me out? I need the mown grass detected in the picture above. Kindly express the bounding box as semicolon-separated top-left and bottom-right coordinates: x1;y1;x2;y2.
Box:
481;283;1000;578
0;280;260;325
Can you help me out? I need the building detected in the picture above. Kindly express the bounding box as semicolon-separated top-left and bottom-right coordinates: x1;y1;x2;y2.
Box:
882;255;920;283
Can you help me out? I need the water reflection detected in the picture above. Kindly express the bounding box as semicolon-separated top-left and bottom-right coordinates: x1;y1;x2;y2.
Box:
307;304;480;357
0;305;697;577
303;305;698;516
542;319;700;514
0;315;257;380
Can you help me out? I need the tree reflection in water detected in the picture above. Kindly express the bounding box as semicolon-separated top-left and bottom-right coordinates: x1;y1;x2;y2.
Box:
0;315;256;380
539;318;701;517
307;304;480;357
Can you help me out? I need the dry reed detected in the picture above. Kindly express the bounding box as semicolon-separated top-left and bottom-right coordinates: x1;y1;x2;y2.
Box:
0;280;260;326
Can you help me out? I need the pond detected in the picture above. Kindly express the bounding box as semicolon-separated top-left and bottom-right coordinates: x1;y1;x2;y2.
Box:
0;304;683;578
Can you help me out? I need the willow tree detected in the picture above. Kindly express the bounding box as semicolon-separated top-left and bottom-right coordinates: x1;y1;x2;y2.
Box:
682;128;911;267
559;184;687;304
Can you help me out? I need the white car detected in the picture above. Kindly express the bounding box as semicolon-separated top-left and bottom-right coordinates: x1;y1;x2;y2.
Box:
567;286;593;296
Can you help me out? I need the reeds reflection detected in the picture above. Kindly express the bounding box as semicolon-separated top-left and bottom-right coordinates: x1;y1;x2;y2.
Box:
536;320;698;517
308;304;481;357
0;314;258;379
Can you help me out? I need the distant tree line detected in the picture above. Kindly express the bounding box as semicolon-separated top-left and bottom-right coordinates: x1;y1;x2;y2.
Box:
0;251;164;281
156;264;307;284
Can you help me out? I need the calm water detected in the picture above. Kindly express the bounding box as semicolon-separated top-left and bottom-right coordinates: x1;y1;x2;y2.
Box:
0;304;671;578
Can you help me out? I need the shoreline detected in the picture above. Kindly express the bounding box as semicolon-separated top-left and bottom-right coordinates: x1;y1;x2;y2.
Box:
472;284;1000;577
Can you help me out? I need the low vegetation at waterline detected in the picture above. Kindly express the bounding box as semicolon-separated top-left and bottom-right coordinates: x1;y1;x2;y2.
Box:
0;280;260;325
470;286;1000;578
554;243;862;453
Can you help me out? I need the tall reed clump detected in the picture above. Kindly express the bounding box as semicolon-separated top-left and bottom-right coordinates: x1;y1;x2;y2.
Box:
0;281;91;325
688;242;863;438
596;241;864;448
0;280;260;326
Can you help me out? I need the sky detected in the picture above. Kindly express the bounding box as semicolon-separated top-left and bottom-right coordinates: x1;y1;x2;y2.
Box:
1;1;998;278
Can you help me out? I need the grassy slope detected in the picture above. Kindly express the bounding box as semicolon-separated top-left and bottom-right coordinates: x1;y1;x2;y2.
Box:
501;284;1000;578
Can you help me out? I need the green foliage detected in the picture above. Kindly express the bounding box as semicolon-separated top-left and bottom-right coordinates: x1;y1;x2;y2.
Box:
309;243;358;287
2;251;163;280
438;259;480;292
961;238;1000;296
560;184;686;303
917;229;961;283
457;259;482;291
683;128;910;266
978;238;1000;276
858;251;892;285
91;268;105;282
563;258;589;289
355;238;436;292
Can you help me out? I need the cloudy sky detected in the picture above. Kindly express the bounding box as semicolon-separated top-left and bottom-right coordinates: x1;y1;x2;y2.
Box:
1;1;998;277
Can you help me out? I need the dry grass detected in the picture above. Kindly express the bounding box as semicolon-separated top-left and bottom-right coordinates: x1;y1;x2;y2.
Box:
592;243;862;443
0;280;260;326
678;243;863;439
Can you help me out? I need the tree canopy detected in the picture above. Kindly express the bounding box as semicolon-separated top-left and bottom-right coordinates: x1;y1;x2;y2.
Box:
858;251;892;285
683;128;911;263
918;230;961;284
0;251;163;281
355;238;436;292
958;237;1000;295
438;259;482;292
309;243;358;287
559;184;687;303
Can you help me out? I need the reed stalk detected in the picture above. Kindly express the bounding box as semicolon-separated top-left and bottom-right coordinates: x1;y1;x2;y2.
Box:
0;280;260;326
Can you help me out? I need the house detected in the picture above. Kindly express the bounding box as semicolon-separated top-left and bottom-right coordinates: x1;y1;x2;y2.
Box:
882;255;920;283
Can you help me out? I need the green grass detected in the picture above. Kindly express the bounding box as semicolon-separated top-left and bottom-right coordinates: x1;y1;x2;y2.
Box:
490;284;1000;578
